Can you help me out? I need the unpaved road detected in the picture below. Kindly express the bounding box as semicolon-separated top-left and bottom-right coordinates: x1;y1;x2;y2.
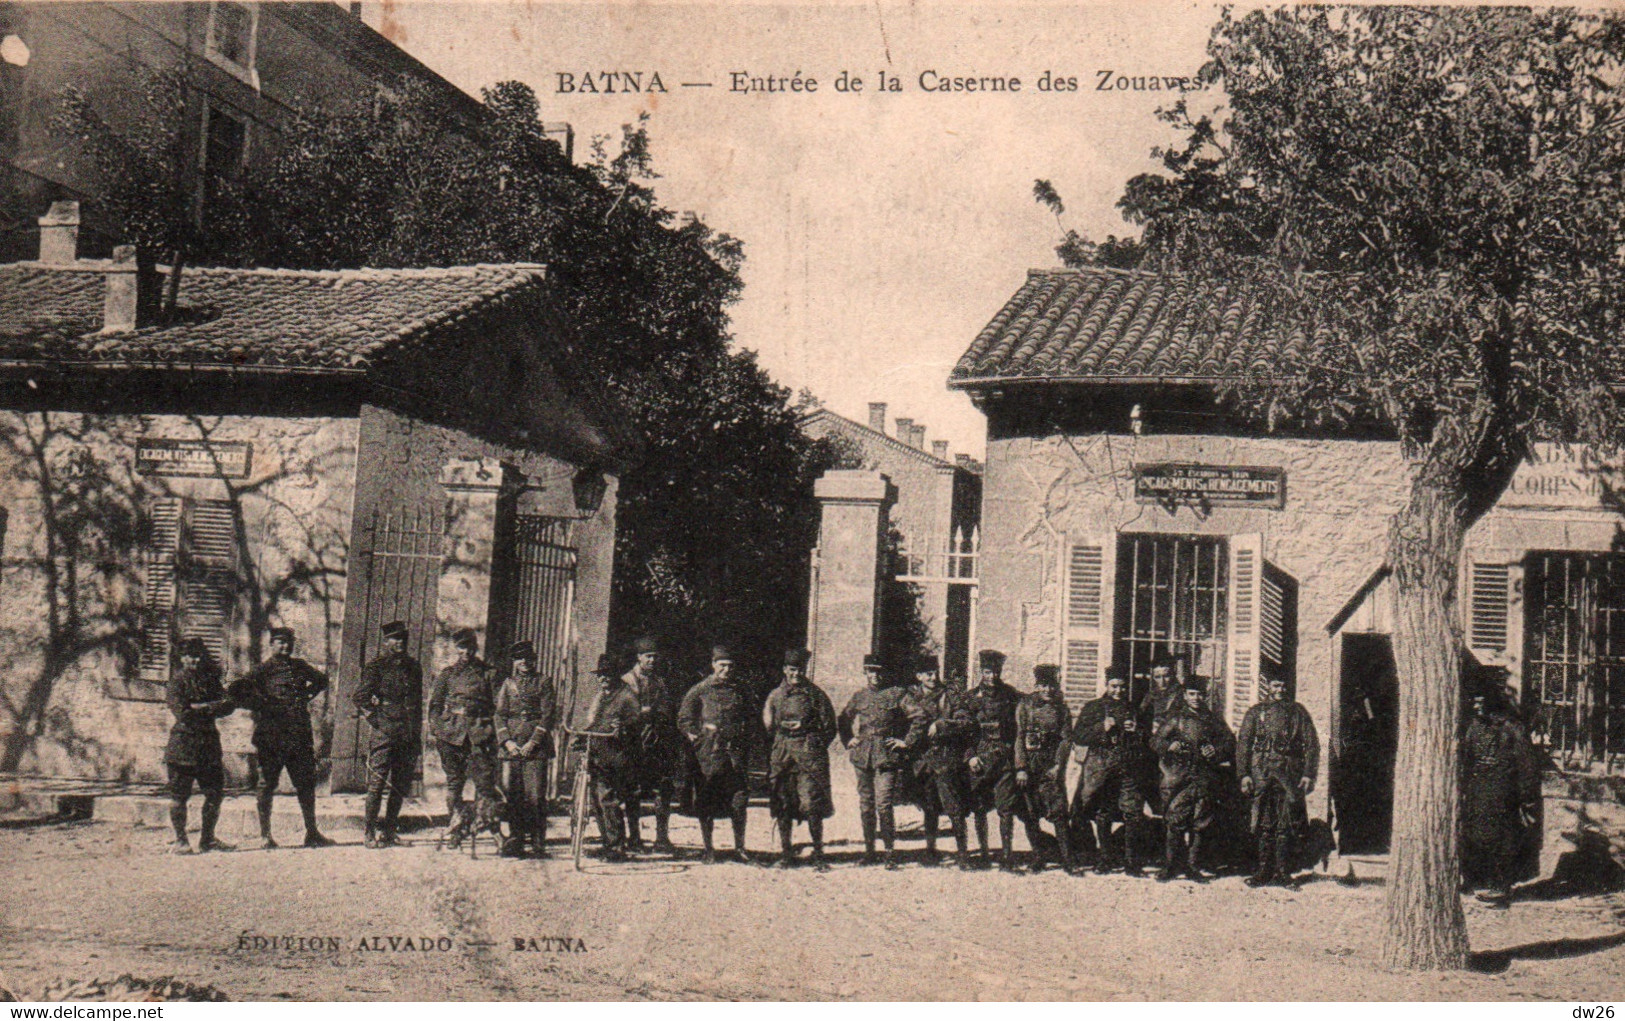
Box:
1;807;1622;1001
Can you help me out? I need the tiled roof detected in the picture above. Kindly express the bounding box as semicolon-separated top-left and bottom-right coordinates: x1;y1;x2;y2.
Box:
950;267;1316;387
800;409;958;469
0;262;547;370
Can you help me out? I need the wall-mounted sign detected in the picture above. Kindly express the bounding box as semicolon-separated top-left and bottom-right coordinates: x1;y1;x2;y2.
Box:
1133;463;1286;509
136;438;253;479
1500;443;1621;510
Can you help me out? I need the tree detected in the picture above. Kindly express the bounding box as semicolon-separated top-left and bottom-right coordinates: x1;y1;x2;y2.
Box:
1030;178;1144;269
1115;8;1625;969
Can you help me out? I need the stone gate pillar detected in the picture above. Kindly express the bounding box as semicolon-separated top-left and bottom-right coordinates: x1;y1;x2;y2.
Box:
809;470;894;710
437;457;507;669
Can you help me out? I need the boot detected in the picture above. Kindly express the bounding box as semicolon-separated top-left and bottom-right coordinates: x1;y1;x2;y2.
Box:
699;819;717;864
731;816;752;865
952;818;975;871
625;803;646;852
860;815;878;865
298;789;334;847
653;808;676;854
256;793;278;849
168;802;192;854
973;813;991;866
1121;818;1145;876
198;797;233;852
1187;833;1212;882
922;813;940;866
997;816;1020;872
531;813;550;858
1156;830;1181;882
810;819;830;872
380;787;406;846
774;820;796;868
1246;837;1276;887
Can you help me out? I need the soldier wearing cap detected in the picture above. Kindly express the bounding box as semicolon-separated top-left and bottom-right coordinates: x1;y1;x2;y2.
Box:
838;653;910;867
1151;674;1236;881
1237;673;1320;887
964;649;1027;871
1070;667;1153;875
228;626;333;849
623;635;682;854
495;639;558;858
764;647;838;870
1015;663;1074;872
164;637;235;855
1460;669;1541;907
352;621;423;848
578;652;642;861
1138;655;1185;728
901;653;974;867
427;628;498;849
678;645;756;863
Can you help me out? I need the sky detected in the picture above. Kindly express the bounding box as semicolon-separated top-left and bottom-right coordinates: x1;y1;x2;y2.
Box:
364;1;1222;458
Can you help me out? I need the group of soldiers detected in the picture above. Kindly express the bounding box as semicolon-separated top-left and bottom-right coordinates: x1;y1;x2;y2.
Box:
161;622;1543;904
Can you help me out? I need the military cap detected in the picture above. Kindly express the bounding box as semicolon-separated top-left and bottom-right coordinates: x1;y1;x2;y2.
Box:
451;628;479;651
178;636;209;658
784;647;811;668
268;626;295;642
634;635;660;655
593;652;619;677
510;639;536;661
1182;674;1209;691
711;644;734;663
862;653;884;670
381;620;408;640
914;654;940;675
1033;663;1061;686
978;649;1006;669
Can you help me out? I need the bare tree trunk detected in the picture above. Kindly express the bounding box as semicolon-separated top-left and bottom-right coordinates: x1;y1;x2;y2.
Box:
1381;471;1469;970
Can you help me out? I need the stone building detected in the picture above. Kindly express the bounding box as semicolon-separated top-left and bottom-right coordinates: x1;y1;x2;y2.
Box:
0;209;624;790
952;266;1623;850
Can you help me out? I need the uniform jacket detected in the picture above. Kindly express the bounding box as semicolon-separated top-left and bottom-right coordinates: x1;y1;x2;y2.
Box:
427;658;496;747
228;655;327;735
965;680;1020;764
1461;713;1541;846
624;667;686;766
1237;697;1319;792
494;669;558;759
1139;682;1183;727
901;683;974;775
839;685;910;770
679;674;756;777
580;679;642;775
1153;703;1236;787
352;650;423;746
165;663;233;767
1072;694;1150;768
764;679;838;772
1013;689;1071;777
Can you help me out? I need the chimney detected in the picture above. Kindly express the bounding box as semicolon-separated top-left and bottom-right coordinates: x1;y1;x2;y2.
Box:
542;122;575;163
37;201;80;264
348;1;362;16
956;454;973;469
100;245;145;334
894;418;913;445
932;440;949;460
910;424;926;450
867;402;887;433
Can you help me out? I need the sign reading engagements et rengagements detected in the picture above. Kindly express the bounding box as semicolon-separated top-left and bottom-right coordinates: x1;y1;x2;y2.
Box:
135;438;253;479
1133;463;1286;509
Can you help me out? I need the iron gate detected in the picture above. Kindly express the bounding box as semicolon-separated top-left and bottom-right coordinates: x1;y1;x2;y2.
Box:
1524;551;1625;770
352;506;447;679
500;514;578;692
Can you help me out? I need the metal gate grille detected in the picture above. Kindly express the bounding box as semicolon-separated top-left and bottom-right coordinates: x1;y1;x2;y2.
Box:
1524;551;1625;770
1113;534;1229;705
353;507;446;672
505;515;577;688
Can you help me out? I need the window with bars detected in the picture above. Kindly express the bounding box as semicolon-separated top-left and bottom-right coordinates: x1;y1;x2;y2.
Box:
1112;534;1229;708
138;497;238;683
1522;551;1625;768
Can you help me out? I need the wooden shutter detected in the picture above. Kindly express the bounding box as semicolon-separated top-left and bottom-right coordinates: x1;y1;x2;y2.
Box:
1466;559;1519;668
139;498;183;681
1061;537;1113;711
1227;533;1262;728
178;499;238;671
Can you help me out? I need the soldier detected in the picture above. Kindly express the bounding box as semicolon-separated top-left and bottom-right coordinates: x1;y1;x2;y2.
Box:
427;628;498;850
623;636;682;854
1070;669;1151;874
351;621;423;849
678;645;755;864
1237;674;1320;887
164;638;235;855
1014;663;1073;873
1460;679;1541;907
838;653;910;868
964;649;1026;871
1138;656;1184;726
901;654;974;867
495;640;558;858
579;652;643;862
1152;675;1235;882
228;627;334;849
764;647;838;870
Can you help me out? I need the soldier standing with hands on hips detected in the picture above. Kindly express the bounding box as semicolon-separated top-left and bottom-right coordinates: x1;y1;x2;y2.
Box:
1237;674;1319;887
351;621;423;848
427;628;499;849
228;626;334;849
164;637;235;855
764;647;839;870
495;640;558;858
838;653;910;868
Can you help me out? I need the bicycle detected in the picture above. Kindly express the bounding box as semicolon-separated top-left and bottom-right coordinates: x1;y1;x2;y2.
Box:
564;728;616;871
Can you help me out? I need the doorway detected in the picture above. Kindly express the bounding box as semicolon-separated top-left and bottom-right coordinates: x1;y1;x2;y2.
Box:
1334;632;1398;854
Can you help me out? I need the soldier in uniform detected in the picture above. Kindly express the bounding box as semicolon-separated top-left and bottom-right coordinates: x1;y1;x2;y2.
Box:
623;636;682;854
1138;656;1184;727
964;649;1026;871
901;654;974;867
578;652;642;862
1070;669;1151;874
678;645;756;864
427;628;498;849
1237;674;1320;887
228;627;334;849
164;638;235;854
764;647;838;870
1152;674;1235;881
838;653;910;868
351;621;423;849
1014;663;1073;872
1460;678;1541;907
495;640;558;858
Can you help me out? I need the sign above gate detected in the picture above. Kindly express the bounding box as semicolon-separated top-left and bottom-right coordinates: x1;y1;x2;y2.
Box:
135;438;252;479
1133;463;1286;509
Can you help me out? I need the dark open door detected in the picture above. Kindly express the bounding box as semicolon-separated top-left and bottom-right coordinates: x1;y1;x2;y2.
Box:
1334;632;1398;854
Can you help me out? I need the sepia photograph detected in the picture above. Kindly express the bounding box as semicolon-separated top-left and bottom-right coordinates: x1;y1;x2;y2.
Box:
0;0;1623;1004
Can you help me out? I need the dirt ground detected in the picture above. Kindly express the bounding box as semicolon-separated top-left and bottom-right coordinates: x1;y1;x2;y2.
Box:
1;801;1622;1002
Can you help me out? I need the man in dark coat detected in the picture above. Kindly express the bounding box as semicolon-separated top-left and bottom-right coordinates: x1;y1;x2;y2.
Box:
1015;663;1073;872
1237;674;1320;887
902;654;974;867
495;640;558;858
579;652;643;862
228;627;333;849
678;645;756;863
1071;669;1152;875
427;628;498;849
165;637;235;854
839;653;910;867
1461;680;1542;906
1152;675;1236;881
764;647;838;870
351;620;423;848
963;649;1027;871
623;635;683;854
